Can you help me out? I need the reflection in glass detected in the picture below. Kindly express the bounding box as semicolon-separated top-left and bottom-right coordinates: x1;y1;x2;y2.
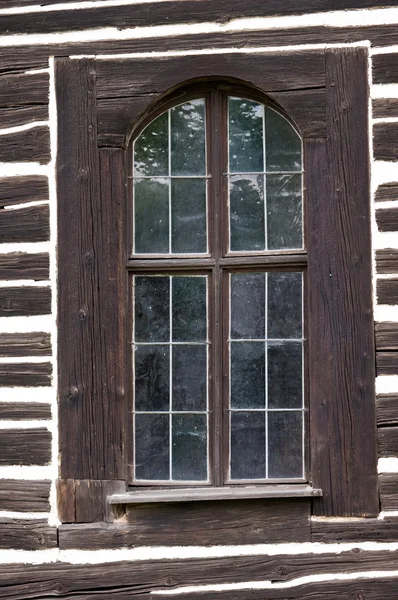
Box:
173;345;207;411
229;98;264;173
231;272;265;339
267;174;302;250
230;175;264;251
268;342;302;409
230;412;266;479
171;100;206;176
266;108;302;172
268;411;303;478
172;276;207;342
172;414;207;480
268;272;302;339
134;112;168;177
134;178;169;254
231;342;265;409
171;179;207;253
134;276;170;342
135;345;169;412
135;413;169;480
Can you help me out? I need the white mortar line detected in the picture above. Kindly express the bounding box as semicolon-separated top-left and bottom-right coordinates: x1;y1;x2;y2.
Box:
0;388;54;403
375;306;398;321
0;122;48;137
372;162;398;191
0;164;50;177
0;242;51;254
379;511;398;519
373;200;398;209
0;0;172;15
0;281;49;288
0;316;53;333
0;357;52;364
0;510;50;519
0;420;51;429
0;466;55;479
379;457;398;473
372;45;398;55
23;68;50;75
372;84;398;99
374;117;398;124
4;200;49;210
372;231;398;249
376;375;398;394
377;274;398;279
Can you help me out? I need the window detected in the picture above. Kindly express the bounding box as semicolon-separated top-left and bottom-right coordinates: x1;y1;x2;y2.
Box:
129;89;306;486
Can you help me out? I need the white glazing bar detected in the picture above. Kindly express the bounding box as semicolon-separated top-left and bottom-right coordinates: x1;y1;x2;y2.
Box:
133;341;211;346
301;274;305;479
132;275;136;478
169;275;173;481
224;171;303;176
168;109;172;255
128;175;212;179
263;106;268;252
227;99;231;253
228;273;232;480
227;338;302;343
265;272;269;479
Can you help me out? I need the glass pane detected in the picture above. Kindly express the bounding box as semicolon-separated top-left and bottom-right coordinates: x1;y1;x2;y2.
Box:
171;100;206;176
268;272;302;339
172;345;207;411
231;342;265;409
265;108;301;172
231;272;265;339
134;112;168;177
267;174;302;250
230;411;265;479
268;411;303;478
134;276;170;342
230;175;264;251
172;414;207;480
135;345;169;412
134;178;169;254
229;97;264;173
172;277;206;342
268;342;302;409
171;179;207;253
135;413;169;480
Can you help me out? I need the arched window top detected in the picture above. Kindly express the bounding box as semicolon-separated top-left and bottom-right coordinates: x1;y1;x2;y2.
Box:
131;90;303;257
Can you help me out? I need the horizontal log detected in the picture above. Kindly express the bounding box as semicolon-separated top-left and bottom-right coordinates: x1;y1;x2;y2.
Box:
0;332;51;357
0;253;49;281
59;499;310;549
1;549;398;598
373;123;398;161
377;394;398;427
0;204;49;243
0;287;51;316
0;105;48;130
377;352;398;375
0;519;56;550
375;183;398;203
378;425;398;457
376;322;398;351
377;278;398;305
0;176;48;208
379;473;398;511
373;98;398;119
376;249;398;274
0;479;50;512
0;402;51;420
0;428;51;465
0;362;52;386
311;516;398;542
376;207;398;232
373;53;398;84
0;126;50;164
0;72;48;107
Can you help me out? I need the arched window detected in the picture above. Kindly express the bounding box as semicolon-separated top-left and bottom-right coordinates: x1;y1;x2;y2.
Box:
129;87;305;486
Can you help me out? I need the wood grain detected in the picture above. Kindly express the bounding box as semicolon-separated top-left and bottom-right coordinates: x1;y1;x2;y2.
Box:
377;394;398;427
306;48;378;517
0;519;56;550
0;402;51;420
311;517;398;542
373;53;398;84
0;176;48;208
376;249;398;274
0;253;49;281
0;287;51;317
0;204;49;243
0;429;51;465
374;123;398;161
0;332;51;357
377;352;398;375
0;479;51;512
0;72;48;107
378;426;398;457
379;473;398;510
0;362;52;386
375;322;398;351
376;206;398;231
373;98;398;119
0;105;48;130
377;278;398;305
0;126;50;164
375;183;398;203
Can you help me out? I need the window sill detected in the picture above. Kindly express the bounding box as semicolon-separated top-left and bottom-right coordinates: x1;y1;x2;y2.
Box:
108;484;322;505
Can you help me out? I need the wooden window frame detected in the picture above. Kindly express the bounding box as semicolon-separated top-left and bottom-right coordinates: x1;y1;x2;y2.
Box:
55;47;379;540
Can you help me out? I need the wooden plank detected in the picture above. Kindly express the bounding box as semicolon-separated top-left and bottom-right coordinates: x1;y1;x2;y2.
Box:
0;287;51;317
373;98;398;119
307;48;378;517
0;175;48;208
0;403;51;420
377;278;398;305
311;517;398;542
375;322;398;351
377;394;398;427
379;473;398;510
0;479;50;512
0;362;52;386
373;53;398;84
0;126;49;164
375;183;398;203
0;105;48;130
0;429;51;465
376;206;398;231
59;499;311;549
379;426;398;457
0;72;48;107
377;352;398;375
0;332;51;357
0;519;56;550
0;205;49;243
0;253;49;281
376;249;398;274
374;123;398;161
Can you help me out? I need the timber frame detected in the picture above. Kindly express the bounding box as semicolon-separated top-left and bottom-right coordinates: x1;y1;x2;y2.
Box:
55;46;378;547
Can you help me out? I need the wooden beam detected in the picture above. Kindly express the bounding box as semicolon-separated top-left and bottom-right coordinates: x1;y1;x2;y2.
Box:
0;429;51;465
0;287;51;317
0;480;51;513
376;249;398;274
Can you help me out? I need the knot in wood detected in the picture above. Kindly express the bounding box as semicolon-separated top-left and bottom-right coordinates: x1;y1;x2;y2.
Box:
85;250;94;261
276;565;289;577
78;168;89;181
67;385;79;400
79;309;87;321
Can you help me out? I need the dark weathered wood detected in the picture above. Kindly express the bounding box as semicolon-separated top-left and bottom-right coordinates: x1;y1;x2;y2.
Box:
0;175;48;208
0;362;52;386
376;206;398;231
373;53;398;84
376;249;398;274
0;72;48;106
0;402;51;420
0;126;49;163
373;98;398;119
377;278;398;305
377;352;398;375
376;183;398;203
57;60;126;480
0;204;49;243
57;479;76;524
374;123;398;161
379;473;398;510
379;426;398;457
0;287;51;316
57;479;126;524
0;332;50;357
0;519;56;550
0;479;50;512
0;428;51;465
59;499;311;549
0;253;49;281
307;48;378;517
377;394;398;427
0;105;48;130
311;517;398;542
376;322;398;351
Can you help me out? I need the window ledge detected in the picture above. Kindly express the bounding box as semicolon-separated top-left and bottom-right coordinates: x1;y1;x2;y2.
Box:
108;485;322;505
